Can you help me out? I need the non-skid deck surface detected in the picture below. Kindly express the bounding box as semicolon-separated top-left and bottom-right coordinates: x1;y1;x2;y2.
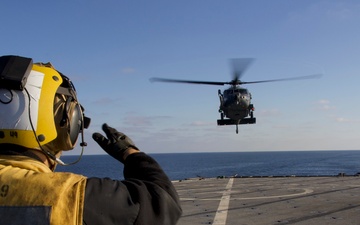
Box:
174;176;360;225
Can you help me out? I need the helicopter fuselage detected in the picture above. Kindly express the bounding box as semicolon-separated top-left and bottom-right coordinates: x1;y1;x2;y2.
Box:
218;87;253;120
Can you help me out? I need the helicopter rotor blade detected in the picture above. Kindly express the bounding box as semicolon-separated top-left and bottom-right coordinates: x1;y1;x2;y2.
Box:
150;77;227;86
231;58;255;81
240;74;322;85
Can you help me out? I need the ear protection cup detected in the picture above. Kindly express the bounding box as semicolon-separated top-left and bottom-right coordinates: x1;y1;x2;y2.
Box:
50;72;86;151
43;93;84;153
64;98;83;146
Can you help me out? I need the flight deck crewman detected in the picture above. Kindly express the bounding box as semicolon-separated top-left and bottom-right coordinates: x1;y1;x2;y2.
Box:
0;55;182;225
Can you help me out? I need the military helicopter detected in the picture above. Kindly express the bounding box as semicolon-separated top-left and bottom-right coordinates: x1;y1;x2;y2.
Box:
150;58;321;134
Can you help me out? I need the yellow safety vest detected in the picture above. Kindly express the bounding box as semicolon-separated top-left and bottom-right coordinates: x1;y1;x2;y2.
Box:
0;155;87;225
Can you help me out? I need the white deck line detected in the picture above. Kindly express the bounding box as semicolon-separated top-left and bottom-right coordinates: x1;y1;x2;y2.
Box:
212;178;234;225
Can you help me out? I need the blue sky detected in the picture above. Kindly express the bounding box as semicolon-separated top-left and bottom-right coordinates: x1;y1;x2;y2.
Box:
1;1;360;154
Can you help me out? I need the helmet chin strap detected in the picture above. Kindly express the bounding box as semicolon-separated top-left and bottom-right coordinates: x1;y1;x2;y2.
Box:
25;87;86;167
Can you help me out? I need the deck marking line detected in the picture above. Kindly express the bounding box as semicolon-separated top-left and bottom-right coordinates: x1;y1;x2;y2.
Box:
212;178;234;225
180;188;313;201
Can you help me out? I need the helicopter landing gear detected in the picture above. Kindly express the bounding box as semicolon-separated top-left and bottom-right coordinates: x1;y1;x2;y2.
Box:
249;104;255;118
217;117;256;133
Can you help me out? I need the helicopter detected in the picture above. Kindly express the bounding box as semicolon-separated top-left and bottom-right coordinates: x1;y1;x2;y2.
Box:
150;58;321;134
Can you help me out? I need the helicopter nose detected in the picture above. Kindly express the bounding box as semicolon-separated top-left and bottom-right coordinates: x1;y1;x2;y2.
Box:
237;95;246;101
238;95;250;107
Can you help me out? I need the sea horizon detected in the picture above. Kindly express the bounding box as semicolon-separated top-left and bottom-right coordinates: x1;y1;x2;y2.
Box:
64;149;360;156
57;150;360;181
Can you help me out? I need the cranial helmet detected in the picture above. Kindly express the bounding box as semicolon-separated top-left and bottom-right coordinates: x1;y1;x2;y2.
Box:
0;55;90;155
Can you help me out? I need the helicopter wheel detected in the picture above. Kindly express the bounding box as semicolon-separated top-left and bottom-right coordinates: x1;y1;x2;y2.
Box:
236;124;238;134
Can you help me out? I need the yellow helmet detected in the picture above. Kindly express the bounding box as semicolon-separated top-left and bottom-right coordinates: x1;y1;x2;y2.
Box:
0;55;90;154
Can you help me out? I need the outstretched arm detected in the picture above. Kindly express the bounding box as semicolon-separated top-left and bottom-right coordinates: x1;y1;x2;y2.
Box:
83;152;181;225
83;124;181;225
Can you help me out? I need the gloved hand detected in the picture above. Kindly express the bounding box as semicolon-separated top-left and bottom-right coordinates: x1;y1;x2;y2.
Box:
92;123;139;163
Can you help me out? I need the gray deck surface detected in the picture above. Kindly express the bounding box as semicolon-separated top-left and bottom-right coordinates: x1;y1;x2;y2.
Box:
173;176;360;225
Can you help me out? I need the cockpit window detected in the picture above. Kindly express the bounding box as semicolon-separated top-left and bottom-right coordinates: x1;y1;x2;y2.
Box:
225;89;248;95
239;89;248;94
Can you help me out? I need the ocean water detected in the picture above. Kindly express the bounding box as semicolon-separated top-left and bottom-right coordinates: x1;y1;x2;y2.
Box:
55;150;360;181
